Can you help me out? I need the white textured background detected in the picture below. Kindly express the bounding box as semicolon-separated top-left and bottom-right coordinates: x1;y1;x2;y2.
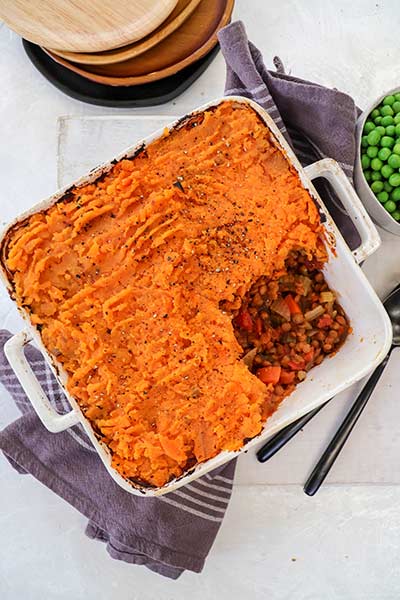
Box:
2;1;400;598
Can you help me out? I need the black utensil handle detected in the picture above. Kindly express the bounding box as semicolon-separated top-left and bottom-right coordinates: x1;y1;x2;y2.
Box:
304;352;391;496
257;401;330;463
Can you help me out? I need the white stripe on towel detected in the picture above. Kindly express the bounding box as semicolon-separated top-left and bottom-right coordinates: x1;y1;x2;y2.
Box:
171;490;227;514
159;496;223;522
185;483;230;504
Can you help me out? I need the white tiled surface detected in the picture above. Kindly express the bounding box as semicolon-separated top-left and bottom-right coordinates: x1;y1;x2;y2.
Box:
2;1;400;598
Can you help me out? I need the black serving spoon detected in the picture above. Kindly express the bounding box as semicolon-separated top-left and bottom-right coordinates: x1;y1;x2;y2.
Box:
256;400;330;463
304;284;400;495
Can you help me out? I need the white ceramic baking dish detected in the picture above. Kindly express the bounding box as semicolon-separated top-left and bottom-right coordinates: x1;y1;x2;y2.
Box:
0;97;391;496
354;86;400;235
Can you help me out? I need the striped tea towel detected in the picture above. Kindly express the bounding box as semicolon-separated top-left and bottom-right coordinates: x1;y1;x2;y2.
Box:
0;330;235;579
218;20;362;251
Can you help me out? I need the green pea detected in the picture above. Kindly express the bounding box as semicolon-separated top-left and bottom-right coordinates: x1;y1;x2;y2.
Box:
384;181;393;192
371;108;380;119
392;210;400;221
381;115;394;126
395;124;400;136
395;93;400;101
376;126;386;136
371;171;382;181
371;157;383;171
371;180;384;193
383;95;395;106
381;164;394;179
361;154;370;169
384;200;397;213
377;191;389;202
388;154;400;169
363;120;375;134
394;114;400;124
393;101;400;114
391;188;400;201
367;146;379;158
364;170;372;182
388;173;400;187
386;125;396;136
381;136;395;148
393;143;400;155
381;105;394;117
378;147;391;161
374;116;382;125
367;130;381;146
361;135;369;148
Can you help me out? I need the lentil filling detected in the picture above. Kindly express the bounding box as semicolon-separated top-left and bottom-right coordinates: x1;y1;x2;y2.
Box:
2;100;349;487
228;249;350;405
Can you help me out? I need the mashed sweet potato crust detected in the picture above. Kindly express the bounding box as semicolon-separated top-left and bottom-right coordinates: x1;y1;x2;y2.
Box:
3;101;326;487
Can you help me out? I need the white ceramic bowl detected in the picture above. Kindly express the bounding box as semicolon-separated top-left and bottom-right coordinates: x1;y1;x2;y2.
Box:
355;86;400;235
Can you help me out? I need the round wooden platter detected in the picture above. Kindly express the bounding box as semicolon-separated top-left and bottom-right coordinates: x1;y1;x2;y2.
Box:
49;0;203;66
44;0;234;86
23;39;220;107
0;0;178;52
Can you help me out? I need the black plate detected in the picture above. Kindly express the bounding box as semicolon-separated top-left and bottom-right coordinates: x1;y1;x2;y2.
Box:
22;39;220;107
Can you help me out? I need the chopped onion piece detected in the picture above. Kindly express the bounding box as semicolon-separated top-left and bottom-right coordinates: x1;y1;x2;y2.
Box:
271;298;291;321
320;291;335;303
242;347;258;368
297;275;312;295
304;305;324;321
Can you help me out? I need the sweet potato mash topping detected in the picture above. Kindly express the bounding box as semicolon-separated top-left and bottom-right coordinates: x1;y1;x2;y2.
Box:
3;101;326;487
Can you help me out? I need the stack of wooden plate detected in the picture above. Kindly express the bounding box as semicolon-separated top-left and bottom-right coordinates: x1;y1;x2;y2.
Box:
0;0;234;103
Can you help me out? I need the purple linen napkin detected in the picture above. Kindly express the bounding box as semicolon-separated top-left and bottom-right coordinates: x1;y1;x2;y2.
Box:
218;20;361;250
0;330;235;579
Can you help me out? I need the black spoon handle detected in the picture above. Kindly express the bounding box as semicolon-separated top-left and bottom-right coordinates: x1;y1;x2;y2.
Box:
304;352;391;496
257;401;330;463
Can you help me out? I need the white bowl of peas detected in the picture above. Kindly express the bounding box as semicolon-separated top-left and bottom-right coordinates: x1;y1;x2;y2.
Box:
355;88;400;235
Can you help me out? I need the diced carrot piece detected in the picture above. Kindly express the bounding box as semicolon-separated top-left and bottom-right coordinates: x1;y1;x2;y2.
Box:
236;309;253;331
285;294;302;314
280;370;295;384
257;366;281;384
287;360;305;370
303;349;314;363
317;315;333;329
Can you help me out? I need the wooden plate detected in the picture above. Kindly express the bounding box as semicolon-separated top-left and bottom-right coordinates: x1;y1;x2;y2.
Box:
44;0;234;86
23;39;219;107
0;0;178;52
50;0;202;66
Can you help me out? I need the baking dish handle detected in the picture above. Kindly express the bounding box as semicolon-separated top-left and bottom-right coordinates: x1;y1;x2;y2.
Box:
4;331;80;433
304;158;380;264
